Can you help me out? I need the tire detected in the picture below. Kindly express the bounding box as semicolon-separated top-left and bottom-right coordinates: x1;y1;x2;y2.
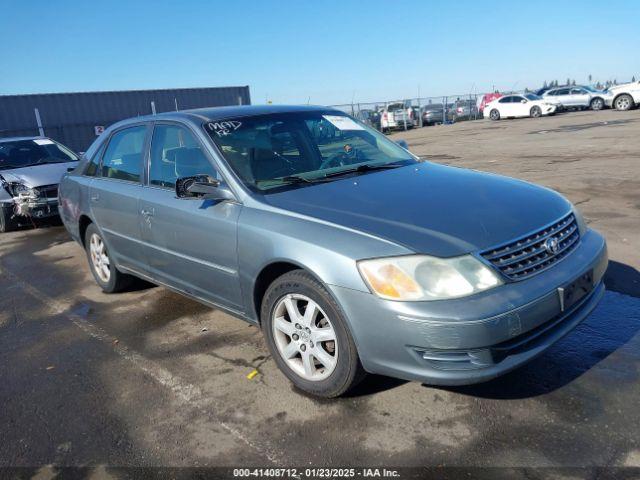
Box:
0;205;17;233
530;106;542;118
590;98;604;111
84;223;133;293
489;109;500;121
261;270;365;398
614;94;633;111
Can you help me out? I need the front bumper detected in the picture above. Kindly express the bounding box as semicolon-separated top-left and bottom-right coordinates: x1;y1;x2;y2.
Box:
330;228;608;385
1;198;60;221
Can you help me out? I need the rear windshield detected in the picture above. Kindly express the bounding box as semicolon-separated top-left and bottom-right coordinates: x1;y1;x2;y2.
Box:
205;111;415;192
0;139;78;170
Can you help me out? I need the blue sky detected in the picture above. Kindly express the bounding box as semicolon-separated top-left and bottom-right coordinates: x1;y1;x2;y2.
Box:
2;0;639;104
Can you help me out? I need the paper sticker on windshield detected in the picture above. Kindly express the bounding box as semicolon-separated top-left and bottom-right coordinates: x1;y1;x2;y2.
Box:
33;139;54;145
322;115;364;131
207;121;242;137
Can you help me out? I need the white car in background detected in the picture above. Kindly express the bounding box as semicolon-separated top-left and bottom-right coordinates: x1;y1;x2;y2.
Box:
605;81;640;110
484;93;557;120
380;102;414;132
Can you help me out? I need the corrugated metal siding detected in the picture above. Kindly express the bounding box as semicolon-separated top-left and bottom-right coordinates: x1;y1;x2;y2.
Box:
0;86;251;152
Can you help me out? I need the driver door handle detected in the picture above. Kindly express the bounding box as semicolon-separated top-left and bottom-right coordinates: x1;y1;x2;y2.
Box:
141;208;154;217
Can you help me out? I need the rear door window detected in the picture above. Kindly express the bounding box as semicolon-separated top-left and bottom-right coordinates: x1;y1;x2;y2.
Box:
100;126;147;182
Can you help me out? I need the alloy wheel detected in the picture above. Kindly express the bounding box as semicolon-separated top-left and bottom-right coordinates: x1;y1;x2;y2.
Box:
271;294;338;381
616;96;631;110
89;233;111;283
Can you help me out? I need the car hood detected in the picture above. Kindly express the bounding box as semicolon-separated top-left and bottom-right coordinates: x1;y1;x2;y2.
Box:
262;163;572;257
0;161;78;187
608;81;639;92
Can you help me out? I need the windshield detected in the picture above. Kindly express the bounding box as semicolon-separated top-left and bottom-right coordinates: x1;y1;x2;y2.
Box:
205;111;416;191
525;94;542;101
583;85;599;92
0;139;78;170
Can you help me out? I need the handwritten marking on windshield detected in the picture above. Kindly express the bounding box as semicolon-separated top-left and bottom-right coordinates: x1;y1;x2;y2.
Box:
208;121;242;137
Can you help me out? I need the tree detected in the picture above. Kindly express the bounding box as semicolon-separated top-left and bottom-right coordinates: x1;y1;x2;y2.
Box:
566;78;571;86
633;76;636;82
588;74;592;84
572;79;576;85
543;80;548;88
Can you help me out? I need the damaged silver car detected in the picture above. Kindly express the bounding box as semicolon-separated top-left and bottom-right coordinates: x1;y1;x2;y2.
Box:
0;136;78;232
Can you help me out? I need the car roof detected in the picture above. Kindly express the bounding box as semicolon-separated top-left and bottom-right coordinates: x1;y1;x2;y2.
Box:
110;104;340;130
547;85;577;91
0;136;47;143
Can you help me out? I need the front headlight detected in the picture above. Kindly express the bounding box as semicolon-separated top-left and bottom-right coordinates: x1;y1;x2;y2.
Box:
572;205;587;236
357;254;503;301
8;182;32;196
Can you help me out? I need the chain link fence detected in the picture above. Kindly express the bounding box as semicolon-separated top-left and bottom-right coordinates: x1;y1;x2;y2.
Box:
330;92;523;132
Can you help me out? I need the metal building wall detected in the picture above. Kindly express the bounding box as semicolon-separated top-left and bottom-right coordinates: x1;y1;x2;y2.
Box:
0;86;251;152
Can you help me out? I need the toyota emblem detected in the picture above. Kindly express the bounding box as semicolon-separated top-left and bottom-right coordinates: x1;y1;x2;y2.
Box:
544;237;560;254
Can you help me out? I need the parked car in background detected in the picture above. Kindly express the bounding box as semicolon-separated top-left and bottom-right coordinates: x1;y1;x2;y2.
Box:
0;136;79;232
58;105;607;398
451;99;479;122
605;81;640;110
484;94;557;120
420;103;452;125
534;86;554;97
542;86;611;111
355;109;381;130
380;102;413;132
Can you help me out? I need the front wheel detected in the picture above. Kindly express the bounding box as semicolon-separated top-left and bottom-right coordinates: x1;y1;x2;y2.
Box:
84;223;133;293
614;94;633;111
489;109;500;121
590;98;604;111
261;270;365;398
530;106;542;118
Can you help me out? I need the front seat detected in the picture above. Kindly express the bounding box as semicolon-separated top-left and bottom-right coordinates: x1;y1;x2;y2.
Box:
249;131;287;181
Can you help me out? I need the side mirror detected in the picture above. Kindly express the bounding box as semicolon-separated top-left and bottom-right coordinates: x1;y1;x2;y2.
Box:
176;175;235;202
396;139;409;150
521;99;528;104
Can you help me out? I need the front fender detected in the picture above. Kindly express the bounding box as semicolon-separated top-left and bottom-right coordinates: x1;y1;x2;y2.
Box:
237;206;411;320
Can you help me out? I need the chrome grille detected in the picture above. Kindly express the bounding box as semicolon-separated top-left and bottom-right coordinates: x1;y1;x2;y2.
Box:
480;213;580;281
36;184;58;199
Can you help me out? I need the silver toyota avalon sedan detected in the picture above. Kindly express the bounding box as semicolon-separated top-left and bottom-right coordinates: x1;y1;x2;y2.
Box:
58;105;607;398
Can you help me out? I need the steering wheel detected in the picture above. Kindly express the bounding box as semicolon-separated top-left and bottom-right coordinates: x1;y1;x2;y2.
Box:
319;152;352;170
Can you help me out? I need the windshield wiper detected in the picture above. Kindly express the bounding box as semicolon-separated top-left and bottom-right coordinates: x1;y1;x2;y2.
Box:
323;163;403;179
256;175;321;186
279;175;314;184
